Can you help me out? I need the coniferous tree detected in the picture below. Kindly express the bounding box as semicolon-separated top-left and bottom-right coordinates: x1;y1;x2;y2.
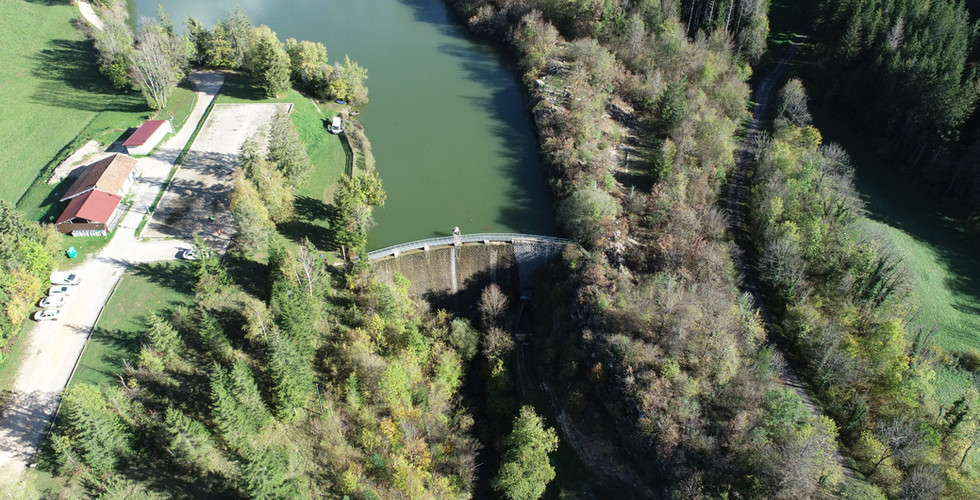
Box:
56;384;132;476
247;26;291;98
268;327;315;420
492;406;559;500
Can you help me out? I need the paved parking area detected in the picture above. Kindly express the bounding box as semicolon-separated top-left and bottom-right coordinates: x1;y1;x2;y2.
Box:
142;103;291;247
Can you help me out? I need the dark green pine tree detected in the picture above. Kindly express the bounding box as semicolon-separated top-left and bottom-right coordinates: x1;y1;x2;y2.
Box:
239;444;300;499
268;327;315;420
58;384;132;476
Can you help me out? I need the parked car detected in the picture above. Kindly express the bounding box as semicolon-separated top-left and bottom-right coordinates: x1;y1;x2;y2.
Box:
181;248;198;260
50;272;81;286
33;308;62;321
49;285;72;296
39;295;65;308
329;116;343;134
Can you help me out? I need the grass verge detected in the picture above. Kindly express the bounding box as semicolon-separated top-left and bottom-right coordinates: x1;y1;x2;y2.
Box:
69;262;194;388
0;322;35;395
217;73;347;253
217;73;346;201
134;89;221;236
154;82;197;132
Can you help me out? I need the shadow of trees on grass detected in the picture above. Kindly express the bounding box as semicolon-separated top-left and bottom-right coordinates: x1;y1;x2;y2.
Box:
130;262;196;296
277;195;338;251
30;39;145;113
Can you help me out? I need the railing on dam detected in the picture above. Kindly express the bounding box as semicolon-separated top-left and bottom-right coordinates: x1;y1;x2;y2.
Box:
366;233;574;261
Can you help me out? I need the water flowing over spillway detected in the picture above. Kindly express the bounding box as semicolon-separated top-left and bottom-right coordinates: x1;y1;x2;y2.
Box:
138;0;555;249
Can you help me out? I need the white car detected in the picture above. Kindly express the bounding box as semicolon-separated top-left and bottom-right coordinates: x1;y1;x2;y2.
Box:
39;295;66;308
33;308;62;321
50;272;81;286
329;116;343;134
181;248;198;260
49;285;72;296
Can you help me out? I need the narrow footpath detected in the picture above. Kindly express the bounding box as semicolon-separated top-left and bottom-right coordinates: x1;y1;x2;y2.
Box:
0;71;224;474
76;0;104;32
726;39;860;482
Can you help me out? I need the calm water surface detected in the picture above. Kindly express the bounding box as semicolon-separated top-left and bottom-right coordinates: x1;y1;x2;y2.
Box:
137;0;555;249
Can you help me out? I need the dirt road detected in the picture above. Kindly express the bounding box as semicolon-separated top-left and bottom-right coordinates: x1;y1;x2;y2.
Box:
0;72;224;472
726;39;860;481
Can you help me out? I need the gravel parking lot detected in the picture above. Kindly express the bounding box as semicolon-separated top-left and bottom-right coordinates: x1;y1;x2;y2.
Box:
142;103;291;247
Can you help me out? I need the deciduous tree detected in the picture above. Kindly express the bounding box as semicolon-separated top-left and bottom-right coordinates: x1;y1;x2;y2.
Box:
128;19;187;109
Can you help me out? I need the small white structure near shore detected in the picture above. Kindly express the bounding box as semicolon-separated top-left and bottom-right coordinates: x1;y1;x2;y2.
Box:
123;119;173;155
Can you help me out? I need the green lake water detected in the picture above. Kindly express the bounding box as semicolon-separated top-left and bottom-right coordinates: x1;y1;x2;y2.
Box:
137;0;555;250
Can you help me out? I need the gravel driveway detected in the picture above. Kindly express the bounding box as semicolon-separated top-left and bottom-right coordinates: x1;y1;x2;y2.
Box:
142;103;291;248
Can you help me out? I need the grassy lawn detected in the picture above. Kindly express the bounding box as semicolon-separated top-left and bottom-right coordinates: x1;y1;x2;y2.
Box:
763;0;980;362
70;262;194;387
156;82;197;132
52;230;114;270
813;110;980;470
0;0;152;206
812;110;980;357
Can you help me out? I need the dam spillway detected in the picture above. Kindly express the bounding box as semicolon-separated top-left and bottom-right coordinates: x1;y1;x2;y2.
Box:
368;234;572;306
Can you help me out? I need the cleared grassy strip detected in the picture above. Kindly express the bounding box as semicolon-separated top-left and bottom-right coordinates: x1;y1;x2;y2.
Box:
0;319;35;394
156;83;197;132
70;262;194;388
0;0;151;204
134;89;221;237
813;109;979;473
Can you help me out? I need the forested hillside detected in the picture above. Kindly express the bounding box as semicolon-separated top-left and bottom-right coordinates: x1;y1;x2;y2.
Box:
16;0;980;498
812;0;980;213
0;201;57;354
449;0;850;496
48;235;486;497
751;80;980;497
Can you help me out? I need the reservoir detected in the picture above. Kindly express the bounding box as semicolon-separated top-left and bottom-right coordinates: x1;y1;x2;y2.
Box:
136;0;555;250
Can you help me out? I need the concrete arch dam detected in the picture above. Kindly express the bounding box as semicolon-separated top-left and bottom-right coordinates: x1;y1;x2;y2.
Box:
367;233;573;306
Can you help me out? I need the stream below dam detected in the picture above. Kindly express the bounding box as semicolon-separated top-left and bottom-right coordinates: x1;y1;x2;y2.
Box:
136;0;556;250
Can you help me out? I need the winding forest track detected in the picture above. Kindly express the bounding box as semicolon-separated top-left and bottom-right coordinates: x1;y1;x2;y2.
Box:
727;38;860;482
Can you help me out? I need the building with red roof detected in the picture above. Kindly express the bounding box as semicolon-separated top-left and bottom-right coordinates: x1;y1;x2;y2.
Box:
60;153;139;202
123;119;173;155
55;190;123;235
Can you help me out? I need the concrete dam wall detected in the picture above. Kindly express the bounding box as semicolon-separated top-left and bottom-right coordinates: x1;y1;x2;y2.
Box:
371;243;519;309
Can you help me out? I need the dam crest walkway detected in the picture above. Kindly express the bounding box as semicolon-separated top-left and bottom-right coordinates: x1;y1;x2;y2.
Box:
367;233;572;261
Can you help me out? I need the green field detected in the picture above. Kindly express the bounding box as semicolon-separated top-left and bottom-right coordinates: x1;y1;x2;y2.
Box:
812;111;980;356
157;82;198;132
763;0;980;361
70;262;194;387
0;0;152;205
